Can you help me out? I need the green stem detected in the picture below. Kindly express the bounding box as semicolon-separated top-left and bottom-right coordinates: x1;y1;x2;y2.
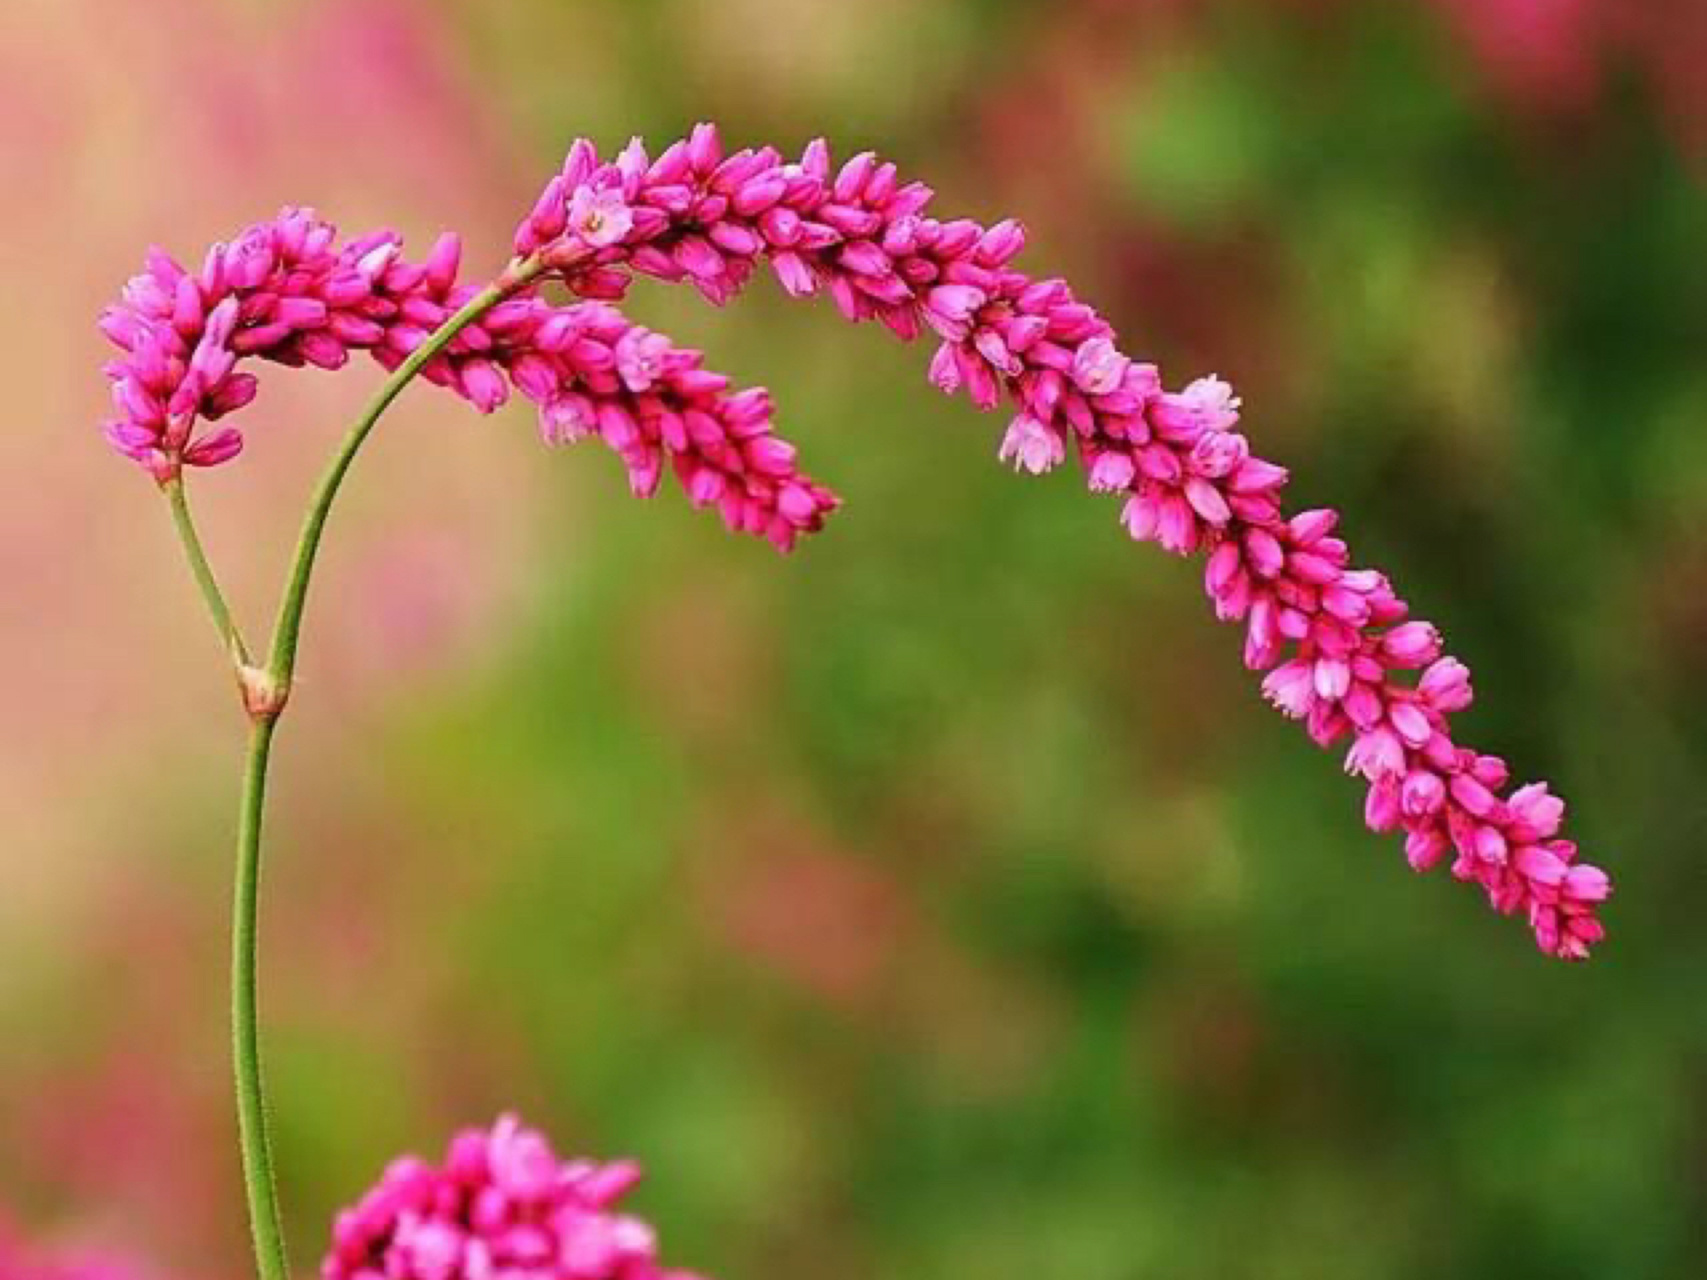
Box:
163;477;252;667
264;259;542;692
218;256;541;1280
232;714;287;1280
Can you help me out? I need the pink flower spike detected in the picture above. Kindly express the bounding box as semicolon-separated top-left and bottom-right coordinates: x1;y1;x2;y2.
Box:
96;130;1609;958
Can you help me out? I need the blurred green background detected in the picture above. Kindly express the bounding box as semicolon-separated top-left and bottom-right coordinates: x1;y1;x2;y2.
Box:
2;0;1704;1276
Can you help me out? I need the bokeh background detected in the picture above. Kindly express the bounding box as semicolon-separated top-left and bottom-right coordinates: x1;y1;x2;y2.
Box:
3;0;1705;1276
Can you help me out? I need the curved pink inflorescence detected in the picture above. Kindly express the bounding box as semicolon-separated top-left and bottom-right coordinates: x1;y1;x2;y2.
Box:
96;209;835;547
324;1115;706;1280
97;124;1610;957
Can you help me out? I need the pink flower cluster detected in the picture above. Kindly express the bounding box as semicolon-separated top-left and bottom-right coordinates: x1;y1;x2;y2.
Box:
324;1116;705;1280
100;216;474;477
507;126;1611;959
96;125;1611;956
97;209;834;548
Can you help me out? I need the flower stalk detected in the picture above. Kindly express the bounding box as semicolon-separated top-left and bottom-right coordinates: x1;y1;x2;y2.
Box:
157;257;543;1280
162;476;251;668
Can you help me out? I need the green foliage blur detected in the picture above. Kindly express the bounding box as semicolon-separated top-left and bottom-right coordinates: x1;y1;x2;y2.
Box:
5;1;1705;1278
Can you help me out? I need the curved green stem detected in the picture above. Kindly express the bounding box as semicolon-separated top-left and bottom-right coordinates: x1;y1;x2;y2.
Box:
232;714;287;1280
215;256;542;1280
264;259;542;693
163;477;252;667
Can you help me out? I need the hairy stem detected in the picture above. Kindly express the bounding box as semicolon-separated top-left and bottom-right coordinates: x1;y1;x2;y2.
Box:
163;476;252;667
221;256;540;1280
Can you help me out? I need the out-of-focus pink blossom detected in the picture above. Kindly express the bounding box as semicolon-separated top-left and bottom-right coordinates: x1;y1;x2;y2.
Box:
0;1219;152;1280
323;1115;706;1280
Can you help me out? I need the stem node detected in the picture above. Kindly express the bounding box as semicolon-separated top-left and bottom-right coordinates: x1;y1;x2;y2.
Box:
238;665;290;721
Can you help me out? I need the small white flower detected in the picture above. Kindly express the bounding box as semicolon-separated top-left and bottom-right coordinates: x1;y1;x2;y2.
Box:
997;414;1064;475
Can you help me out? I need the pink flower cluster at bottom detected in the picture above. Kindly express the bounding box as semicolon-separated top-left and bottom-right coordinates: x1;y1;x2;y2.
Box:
324;1116;706;1280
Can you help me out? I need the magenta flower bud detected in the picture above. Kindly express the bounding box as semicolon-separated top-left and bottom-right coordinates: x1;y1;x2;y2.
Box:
508;354;560;403
744;434;796;477
977;217;1026;265
1243;526;1285;579
274;297;328;329
298;332;348;370
686;463;726;506
424;231;462;293
1563;864;1611;903
771;251;817;297
355;240;400;282
1514;844;1569;887
1312;656;1351;701
1365;776;1402;831
1342;680;1383;728
183;427;244;467
927;341;961;394
1183;476;1231;525
597;401;641;451
615;135;650;187
926;283;985;324
204;372;260;419
1387;699;1432;747
1450;773;1497;817
1401;769;1447;819
973;327;1020;377
1418;657;1473;712
1380;620;1442;667
839;239;891;277
1473;824;1508;865
1226;456;1288;494
1507;782;1565;838
458;359;507;413
833;150;876;202
560;137;601;187
681;123;722;178
319;272;371;308
1287;508;1338;544
1404;826;1448;872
